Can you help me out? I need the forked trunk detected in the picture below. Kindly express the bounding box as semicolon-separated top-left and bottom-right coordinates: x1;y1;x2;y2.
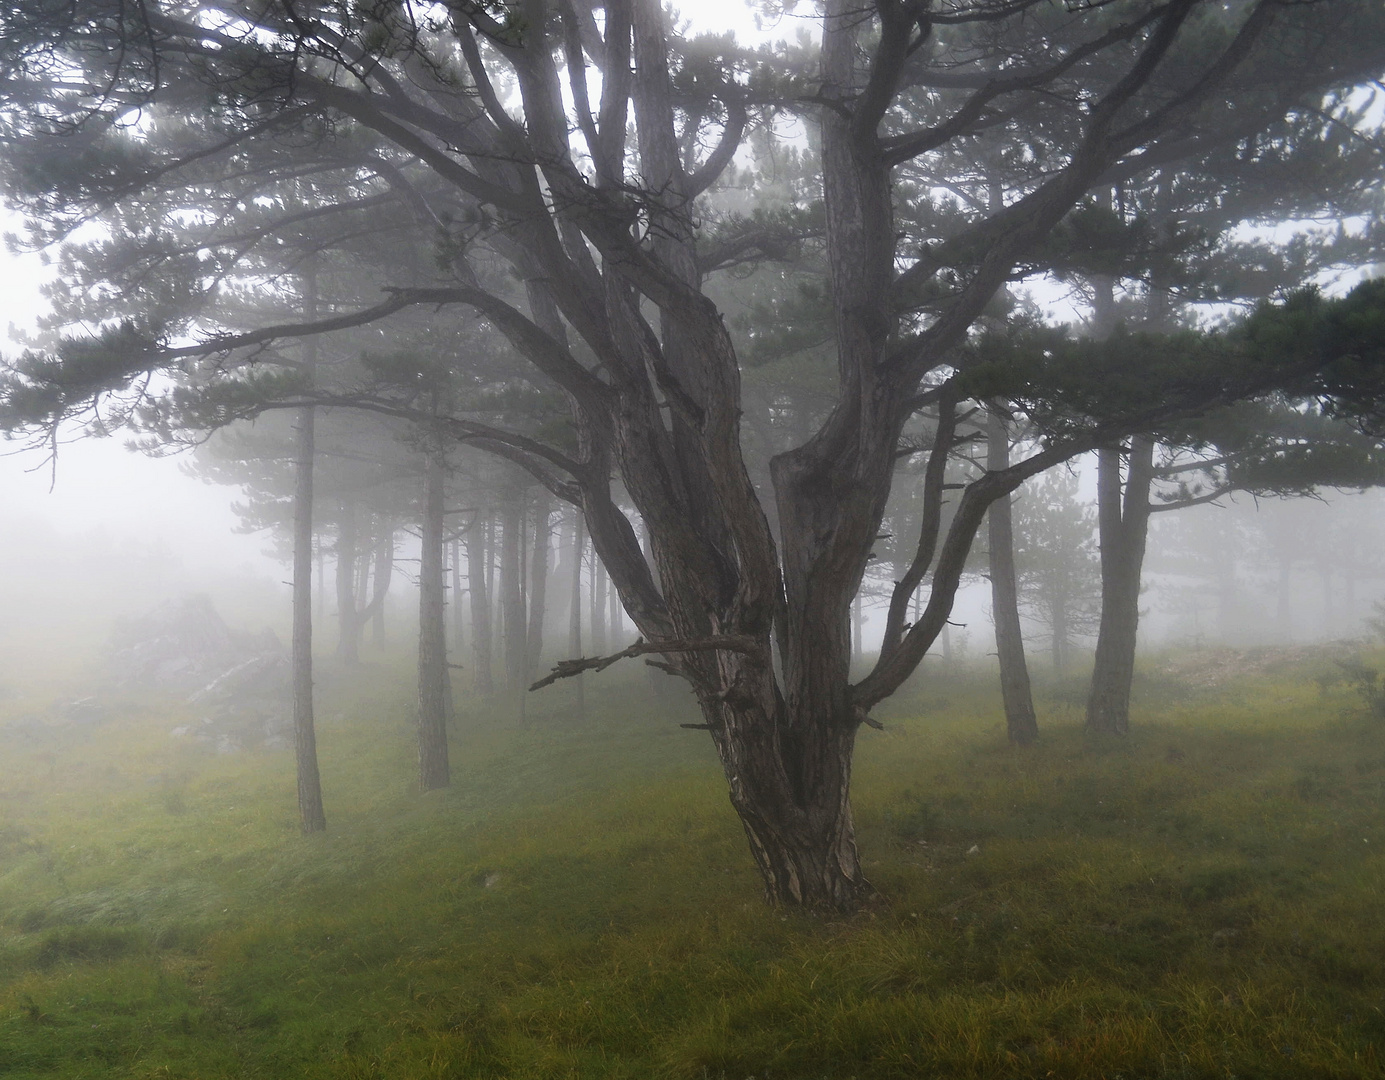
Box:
696;657;871;910
1086;439;1154;735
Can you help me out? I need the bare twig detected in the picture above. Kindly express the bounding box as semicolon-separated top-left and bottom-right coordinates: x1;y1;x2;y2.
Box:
529;635;763;691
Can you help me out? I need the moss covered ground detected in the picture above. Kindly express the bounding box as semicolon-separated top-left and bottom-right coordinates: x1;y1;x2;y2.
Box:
2;650;1384;1078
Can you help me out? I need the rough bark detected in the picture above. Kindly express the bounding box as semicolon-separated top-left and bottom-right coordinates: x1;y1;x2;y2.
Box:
987;409;1038;746
416;446;451;789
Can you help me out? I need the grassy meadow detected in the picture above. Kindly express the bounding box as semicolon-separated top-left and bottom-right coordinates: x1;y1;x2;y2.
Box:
2;647;1385;1078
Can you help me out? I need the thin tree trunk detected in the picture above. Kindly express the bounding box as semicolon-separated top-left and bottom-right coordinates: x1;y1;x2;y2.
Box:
527;493;551;680
608;548;622;643
292;270;325;835
501;495;526;694
590;552;607;655
417;447;451;789
335;502;361;666
467;512;494;695
371;528;393;649
1085;437;1155;735
987;408;1038;745
355;539;370;612
1085;265;1158;735
451;537;465;659
569;509;585;720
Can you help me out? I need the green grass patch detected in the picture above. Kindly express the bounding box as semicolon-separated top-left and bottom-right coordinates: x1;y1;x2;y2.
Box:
2;650;1385;1077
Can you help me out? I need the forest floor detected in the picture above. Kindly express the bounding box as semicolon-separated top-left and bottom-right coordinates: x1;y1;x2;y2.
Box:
2;644;1385;1078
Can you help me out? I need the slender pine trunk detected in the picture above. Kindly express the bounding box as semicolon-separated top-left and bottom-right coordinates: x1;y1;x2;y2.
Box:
1085;438;1155;735
335;502;361;666
292;270;325;834
371;529;392;648
527;493;551;681
569;509;585;720
467;512;494;695
450;537;465;661
590;554;607;655
987;408;1038;745
501;496;526;694
416;447;451;789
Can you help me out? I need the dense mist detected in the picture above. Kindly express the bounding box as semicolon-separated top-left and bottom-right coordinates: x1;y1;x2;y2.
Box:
2;0;1384;1075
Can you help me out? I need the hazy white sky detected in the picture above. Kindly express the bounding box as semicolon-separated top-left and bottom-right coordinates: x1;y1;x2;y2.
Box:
0;228;280;585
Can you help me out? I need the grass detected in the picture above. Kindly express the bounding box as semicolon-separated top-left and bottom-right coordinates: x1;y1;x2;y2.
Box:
2;648;1385;1078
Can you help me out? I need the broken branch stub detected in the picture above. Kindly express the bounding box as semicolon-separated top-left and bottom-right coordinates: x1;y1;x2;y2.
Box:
528;635;763;691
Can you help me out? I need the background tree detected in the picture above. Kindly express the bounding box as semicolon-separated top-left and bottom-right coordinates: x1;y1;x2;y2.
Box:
4;0;1385;908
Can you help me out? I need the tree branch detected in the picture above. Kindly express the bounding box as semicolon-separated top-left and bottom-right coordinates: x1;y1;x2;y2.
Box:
529;634;764;690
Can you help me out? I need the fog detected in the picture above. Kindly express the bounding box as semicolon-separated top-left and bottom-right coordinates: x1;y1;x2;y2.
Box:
2;2;1384;1072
